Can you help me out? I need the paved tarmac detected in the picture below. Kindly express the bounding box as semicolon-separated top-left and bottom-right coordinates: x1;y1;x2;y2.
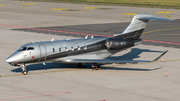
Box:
0;0;180;101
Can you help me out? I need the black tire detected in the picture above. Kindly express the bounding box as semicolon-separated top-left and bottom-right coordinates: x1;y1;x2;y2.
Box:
22;70;28;75
95;65;100;70
92;67;96;71
77;63;84;68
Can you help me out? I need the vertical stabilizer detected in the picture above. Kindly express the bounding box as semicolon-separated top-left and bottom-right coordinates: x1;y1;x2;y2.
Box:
113;14;173;40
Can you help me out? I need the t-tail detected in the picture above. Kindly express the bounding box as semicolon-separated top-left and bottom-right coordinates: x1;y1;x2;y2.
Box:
113;14;173;40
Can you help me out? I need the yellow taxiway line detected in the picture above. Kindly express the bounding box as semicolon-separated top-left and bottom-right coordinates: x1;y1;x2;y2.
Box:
21;3;37;6
121;13;137;15
142;28;180;35
155;11;176;13
143;34;180;36
0;4;7;6
1;69;84;78
104;59;180;67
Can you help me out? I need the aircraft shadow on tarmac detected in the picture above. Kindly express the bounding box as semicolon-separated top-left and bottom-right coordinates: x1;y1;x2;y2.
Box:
106;48;164;60
11;48;164;72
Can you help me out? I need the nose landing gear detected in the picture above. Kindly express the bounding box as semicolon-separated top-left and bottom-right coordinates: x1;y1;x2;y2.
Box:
21;63;28;75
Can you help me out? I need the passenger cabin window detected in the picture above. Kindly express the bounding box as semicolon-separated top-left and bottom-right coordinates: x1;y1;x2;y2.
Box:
99;44;101;48
18;47;27;51
27;47;34;50
65;47;67;51
78;46;80;50
59;48;61;52
84;45;87;50
53;48;55;53
71;47;74;51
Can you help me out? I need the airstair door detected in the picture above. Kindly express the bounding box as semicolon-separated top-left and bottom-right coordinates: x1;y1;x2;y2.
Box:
39;44;47;62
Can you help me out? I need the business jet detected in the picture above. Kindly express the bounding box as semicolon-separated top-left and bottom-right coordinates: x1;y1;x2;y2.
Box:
6;14;172;75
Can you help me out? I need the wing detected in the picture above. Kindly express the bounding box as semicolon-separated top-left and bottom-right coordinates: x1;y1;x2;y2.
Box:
66;59;151;64
65;50;168;64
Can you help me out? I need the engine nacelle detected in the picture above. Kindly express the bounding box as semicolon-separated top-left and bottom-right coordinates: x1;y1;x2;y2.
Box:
105;38;135;50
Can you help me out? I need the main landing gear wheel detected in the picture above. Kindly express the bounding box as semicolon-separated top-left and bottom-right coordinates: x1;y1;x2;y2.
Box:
21;63;28;75
77;63;84;68
92;63;101;70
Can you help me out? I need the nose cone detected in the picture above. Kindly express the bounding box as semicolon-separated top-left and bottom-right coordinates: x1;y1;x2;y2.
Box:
6;56;15;63
5;58;10;63
5;52;21;63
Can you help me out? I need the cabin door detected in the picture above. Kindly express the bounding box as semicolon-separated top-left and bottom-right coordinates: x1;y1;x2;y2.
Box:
39;44;47;62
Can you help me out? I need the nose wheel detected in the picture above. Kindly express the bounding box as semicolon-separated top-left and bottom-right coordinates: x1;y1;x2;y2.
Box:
21;63;28;75
92;63;101;70
22;70;28;75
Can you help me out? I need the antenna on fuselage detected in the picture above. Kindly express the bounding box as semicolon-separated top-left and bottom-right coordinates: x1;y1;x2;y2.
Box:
85;35;88;39
51;38;54;42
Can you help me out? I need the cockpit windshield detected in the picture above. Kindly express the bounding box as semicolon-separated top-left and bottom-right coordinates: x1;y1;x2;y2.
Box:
18;47;27;51
18;47;34;51
27;47;34;50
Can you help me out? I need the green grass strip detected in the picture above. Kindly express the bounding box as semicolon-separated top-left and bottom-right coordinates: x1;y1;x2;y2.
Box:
14;0;180;8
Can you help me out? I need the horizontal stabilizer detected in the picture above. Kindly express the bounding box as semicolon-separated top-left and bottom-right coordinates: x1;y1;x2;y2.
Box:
138;17;174;21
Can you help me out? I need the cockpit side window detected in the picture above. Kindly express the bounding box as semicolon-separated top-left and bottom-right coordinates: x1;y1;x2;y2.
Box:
18;47;27;51
27;47;34;50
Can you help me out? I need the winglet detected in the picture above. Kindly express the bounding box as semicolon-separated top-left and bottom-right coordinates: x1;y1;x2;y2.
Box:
152;50;168;62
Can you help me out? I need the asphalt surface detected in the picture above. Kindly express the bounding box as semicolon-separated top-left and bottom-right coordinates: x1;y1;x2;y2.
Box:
12;19;180;48
1;0;180;101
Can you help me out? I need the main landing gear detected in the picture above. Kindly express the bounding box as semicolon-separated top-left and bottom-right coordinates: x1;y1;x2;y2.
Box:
77;63;101;70
77;63;84;68
92;63;101;70
21;63;28;75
